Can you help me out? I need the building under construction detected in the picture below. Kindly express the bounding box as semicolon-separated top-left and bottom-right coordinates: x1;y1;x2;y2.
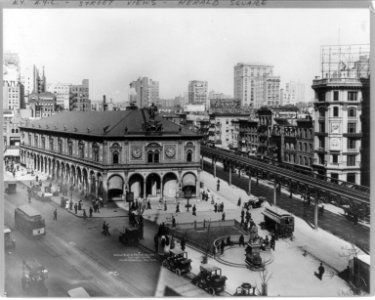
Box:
312;44;370;187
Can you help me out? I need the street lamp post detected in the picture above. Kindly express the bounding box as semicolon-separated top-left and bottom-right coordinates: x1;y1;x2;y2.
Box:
185;187;192;212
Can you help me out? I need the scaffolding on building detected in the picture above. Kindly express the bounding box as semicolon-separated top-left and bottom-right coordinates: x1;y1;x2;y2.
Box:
320;44;370;79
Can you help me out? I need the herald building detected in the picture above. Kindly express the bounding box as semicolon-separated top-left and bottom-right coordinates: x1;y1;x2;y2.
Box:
19;107;202;203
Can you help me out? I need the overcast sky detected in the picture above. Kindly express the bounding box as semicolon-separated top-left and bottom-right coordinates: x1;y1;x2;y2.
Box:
4;9;370;103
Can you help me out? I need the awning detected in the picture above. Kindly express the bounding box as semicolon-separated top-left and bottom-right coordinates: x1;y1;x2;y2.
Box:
4;148;20;157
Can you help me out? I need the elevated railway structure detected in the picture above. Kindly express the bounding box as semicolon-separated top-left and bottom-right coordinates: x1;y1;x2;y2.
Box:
200;146;370;228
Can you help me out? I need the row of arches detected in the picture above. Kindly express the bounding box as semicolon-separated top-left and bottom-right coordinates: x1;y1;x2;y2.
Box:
21;150;199;201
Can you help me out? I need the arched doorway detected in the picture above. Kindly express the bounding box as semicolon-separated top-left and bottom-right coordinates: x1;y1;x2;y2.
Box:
97;173;104;199
182;172;196;198
107;175;124;201
82;168;89;195
146;173;161;198
128;174;144;199
163;173;178;199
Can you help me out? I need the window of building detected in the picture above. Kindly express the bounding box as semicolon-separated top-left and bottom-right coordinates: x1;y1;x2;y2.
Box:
147;151;160;163
347;138;356;150
347;173;356;183
319;122;325;133
78;141;85;159
319;109;325;118
304;143;307;152
348;108;356;118
41;137;45;149
58;139;63;154
347;155;356;166
332;154;338;164
68;140;73;156
93;143;99;162
348;91;358;101
333;91;339;101
331;173;339;184
318;154;324;165
113;152;119;164
347;123;356;133
290;155;294;164
333;107;339;117
187;151;192;162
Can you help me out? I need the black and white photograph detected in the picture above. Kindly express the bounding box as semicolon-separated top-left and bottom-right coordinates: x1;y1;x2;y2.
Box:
1;0;372;297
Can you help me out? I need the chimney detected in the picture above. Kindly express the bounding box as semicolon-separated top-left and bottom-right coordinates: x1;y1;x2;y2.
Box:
103;95;108;111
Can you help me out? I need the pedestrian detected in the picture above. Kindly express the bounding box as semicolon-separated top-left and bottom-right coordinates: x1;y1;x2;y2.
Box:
164;201;167;211
220;202;224;212
96;201;100;213
78;200;82;210
237;197;241;207
172;216;176;227
239;234;245;246
102;221;107;235
214;203;218;213
176;203;180;213
147;199;151;210
217;179;220;191
180;238;186;251
69;201;73;210
83;209;87;220
220;240;225;255
36;175;39;182
241;209;245;219
53;209;57;220
74;203;78;214
89;207;93;217
270;235;276;251
316;262;325;280
105;223;110;235
192;205;197;216
222;212;226;221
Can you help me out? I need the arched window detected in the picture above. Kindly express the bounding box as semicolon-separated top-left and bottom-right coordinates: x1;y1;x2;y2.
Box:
112;152;119;164
285;143;289;150
49;138;54;151
348;108;356;117
304;143;307;152
154;151;159;163
290;143;294;150
187;151;192;162
285;154;289;162
58;139;63;154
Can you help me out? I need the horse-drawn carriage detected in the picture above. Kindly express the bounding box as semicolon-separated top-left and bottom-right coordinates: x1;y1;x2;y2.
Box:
162;249;192;276
192;264;227;295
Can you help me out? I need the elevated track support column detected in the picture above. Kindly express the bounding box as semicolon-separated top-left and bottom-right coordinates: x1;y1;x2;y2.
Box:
314;197;319;229
228;165;232;186
213;159;217;178
248;169;252;195
289;180;293;199
273;179;277;206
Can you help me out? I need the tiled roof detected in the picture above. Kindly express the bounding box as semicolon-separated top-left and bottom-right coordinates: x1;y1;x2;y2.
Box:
20;108;198;138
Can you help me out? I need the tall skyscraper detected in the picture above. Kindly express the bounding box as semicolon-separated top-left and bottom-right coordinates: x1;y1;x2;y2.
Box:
129;77;159;108
3;53;25;110
312;44;370;186
280;81;305;105
234;63;280;109
188;80;208;107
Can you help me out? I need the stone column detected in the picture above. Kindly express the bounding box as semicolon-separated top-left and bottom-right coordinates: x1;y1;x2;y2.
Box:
143;178;147;199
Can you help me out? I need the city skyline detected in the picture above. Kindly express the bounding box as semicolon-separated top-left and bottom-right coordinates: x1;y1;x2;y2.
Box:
4;9;369;103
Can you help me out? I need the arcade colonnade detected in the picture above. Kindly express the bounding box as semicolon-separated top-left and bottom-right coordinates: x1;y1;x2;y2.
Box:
21;150;200;202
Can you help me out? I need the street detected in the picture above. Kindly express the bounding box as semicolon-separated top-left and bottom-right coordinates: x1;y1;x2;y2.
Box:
4;181;161;297
202;161;370;253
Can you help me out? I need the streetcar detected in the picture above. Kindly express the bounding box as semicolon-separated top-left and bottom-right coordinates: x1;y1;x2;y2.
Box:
262;206;294;238
15;205;46;237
